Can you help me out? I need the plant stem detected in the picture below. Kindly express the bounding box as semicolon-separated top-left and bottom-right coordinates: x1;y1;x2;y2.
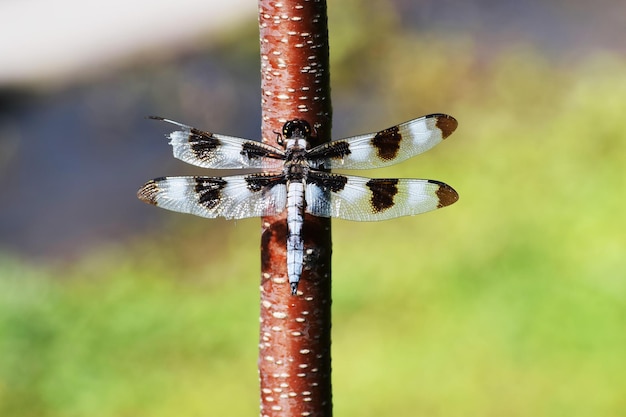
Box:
258;1;333;416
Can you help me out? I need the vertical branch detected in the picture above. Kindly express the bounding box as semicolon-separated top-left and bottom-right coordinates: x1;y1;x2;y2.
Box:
258;1;332;417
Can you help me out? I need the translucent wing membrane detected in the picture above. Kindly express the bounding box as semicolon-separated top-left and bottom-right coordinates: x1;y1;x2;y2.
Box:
137;174;288;220
306;114;457;170
150;117;285;170
305;172;458;221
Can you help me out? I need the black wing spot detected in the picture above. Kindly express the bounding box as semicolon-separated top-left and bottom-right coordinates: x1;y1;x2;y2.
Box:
308;172;348;192
195;178;227;209
189;129;221;159
241;142;284;161
371;126;402;161
433;114;458;139
366;179;399;213
306;141;352;167
428;179;459;208
137;179;162;205
245;174;286;192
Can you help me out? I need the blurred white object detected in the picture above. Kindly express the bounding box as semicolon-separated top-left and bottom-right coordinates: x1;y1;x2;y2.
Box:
0;0;254;85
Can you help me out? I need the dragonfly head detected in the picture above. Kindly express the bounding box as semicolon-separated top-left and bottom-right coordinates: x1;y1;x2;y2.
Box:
282;119;311;140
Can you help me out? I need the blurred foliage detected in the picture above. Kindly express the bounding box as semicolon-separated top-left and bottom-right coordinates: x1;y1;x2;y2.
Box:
2;3;626;416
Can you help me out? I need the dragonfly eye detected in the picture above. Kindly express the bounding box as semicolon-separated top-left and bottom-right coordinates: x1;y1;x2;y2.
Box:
282;119;311;139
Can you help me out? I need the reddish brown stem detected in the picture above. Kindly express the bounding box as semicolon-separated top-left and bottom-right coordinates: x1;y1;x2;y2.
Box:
257;1;333;416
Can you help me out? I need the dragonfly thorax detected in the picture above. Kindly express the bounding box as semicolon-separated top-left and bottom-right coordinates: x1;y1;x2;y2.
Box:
282;119;313;181
283;146;311;181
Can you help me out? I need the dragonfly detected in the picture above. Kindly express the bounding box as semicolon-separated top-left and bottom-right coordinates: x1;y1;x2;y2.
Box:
137;114;459;294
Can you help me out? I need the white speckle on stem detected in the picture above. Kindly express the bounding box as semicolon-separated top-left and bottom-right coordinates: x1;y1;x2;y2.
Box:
272;311;287;319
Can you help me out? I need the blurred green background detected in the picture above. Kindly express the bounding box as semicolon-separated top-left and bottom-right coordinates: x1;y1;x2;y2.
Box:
1;0;625;416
